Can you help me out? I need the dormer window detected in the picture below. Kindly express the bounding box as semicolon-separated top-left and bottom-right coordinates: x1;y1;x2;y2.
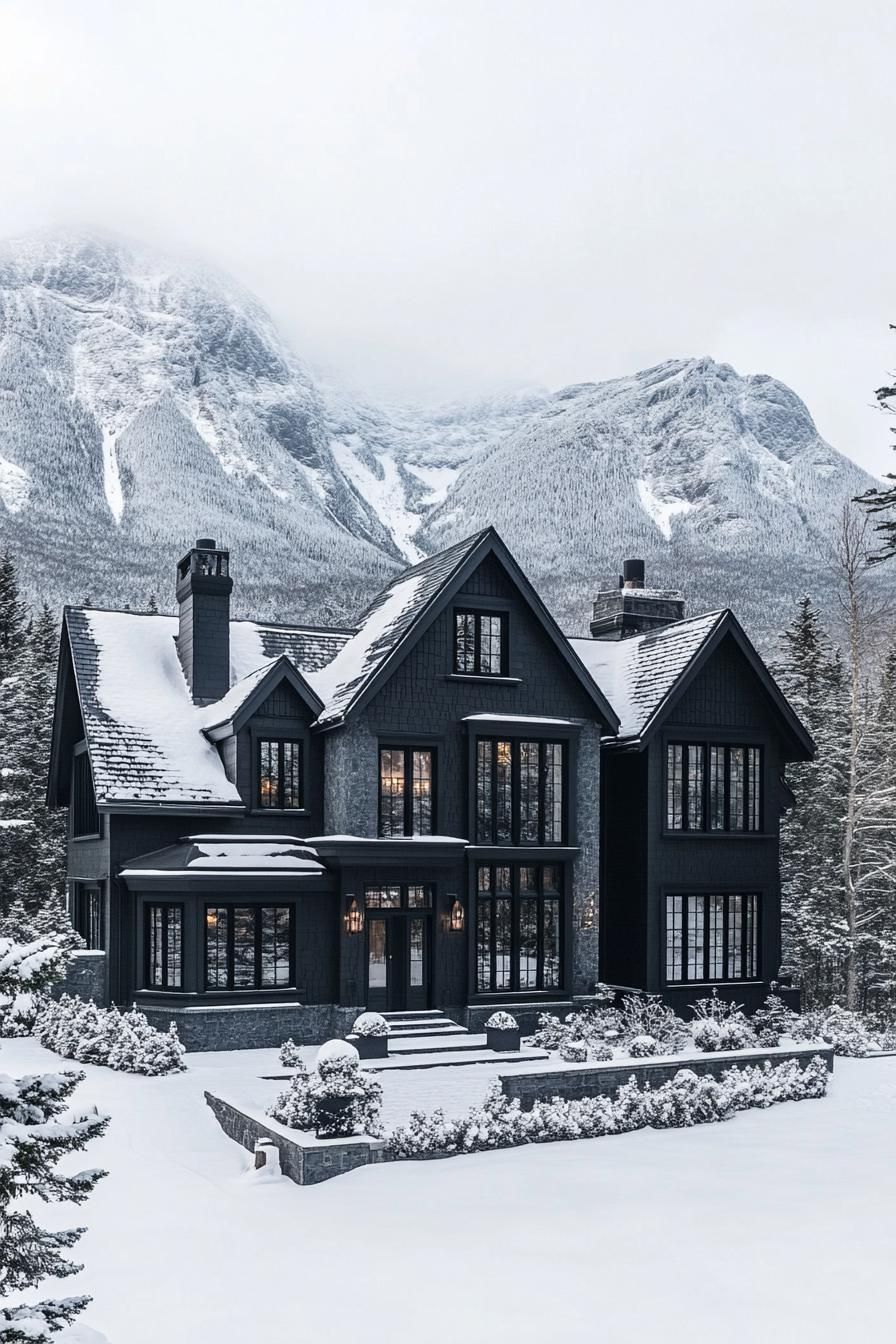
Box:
454;610;508;676
258;738;303;810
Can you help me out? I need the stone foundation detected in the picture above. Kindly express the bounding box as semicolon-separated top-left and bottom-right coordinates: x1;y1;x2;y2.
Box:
141;1002;363;1052
54;951;108;1005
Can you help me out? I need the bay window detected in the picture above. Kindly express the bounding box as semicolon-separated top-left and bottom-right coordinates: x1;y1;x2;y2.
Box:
665;892;759;983
475;737;565;844
667;742;762;832
476;863;563;993
146;903;183;990
205;904;294;991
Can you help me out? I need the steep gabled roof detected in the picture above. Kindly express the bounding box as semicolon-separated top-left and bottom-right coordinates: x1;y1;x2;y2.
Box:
60;609;344;806
201;655;323;740
571;609;814;759
312;528;620;731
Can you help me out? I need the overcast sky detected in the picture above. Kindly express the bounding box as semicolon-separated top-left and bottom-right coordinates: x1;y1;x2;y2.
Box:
0;0;893;474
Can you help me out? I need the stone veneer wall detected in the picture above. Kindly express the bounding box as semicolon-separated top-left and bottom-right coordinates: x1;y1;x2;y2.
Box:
500;1044;835;1109
323;716;378;835
54;951;108;1005
572;719;601;995
141;1002;362;1052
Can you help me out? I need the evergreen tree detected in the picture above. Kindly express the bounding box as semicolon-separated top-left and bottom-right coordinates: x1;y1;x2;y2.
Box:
0;934;108;1342
855;324;896;560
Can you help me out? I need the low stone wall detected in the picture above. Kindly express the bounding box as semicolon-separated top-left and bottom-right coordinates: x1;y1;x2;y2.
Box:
500;1044;834;1110
205;1092;387;1185
142;1002;362;1052
54;951;108;1006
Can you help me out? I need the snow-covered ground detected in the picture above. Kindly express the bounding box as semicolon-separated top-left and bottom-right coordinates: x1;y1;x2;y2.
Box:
4;1039;893;1343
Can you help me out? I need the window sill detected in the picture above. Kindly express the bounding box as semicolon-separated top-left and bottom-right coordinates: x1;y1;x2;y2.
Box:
71;833;102;843
445;673;522;686
664;980;764;989
661;830;772;841
249;808;311;818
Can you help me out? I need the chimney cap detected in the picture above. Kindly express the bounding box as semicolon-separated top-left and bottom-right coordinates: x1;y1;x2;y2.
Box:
622;558;645;589
195;537;217;550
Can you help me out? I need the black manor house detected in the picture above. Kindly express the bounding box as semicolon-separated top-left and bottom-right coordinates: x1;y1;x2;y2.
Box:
48;531;813;1049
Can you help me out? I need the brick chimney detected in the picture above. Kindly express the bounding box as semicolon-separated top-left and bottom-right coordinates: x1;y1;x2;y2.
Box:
176;538;232;704
589;558;685;641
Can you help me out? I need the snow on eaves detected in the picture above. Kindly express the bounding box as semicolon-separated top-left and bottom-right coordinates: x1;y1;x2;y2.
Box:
570;610;725;741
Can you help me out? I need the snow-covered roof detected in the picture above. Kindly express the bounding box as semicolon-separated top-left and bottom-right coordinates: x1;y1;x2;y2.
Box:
120;835;327;878
570;611;726;742
311;531;491;726
64;609;351;805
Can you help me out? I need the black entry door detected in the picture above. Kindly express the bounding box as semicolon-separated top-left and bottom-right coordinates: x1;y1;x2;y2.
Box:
366;915;428;1012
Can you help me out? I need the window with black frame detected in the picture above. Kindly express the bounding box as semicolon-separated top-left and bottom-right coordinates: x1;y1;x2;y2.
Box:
454;610;508;676
378;747;435;836
205;905;294;990
257;738;303;810
476;864;562;993
146;904;183;989
666;742;762;832
73;884;103;950
665;893;759;983
475;737;564;844
72;750;100;837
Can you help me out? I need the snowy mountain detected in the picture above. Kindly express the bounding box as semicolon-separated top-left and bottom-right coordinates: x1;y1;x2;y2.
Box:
0;230;887;638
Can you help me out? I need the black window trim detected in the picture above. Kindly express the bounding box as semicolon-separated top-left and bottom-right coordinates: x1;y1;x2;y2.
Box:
203;902;296;992
144;901;185;992
71;742;101;841
254;733;305;812
377;744;437;838
453;607;510;677
662;888;762;986
474;734;568;846
473;861;564;995
72;881;104;950
664;738;764;835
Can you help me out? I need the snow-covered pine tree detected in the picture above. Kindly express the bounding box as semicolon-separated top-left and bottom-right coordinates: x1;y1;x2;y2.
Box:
0;935;108;1343
855;324;896;561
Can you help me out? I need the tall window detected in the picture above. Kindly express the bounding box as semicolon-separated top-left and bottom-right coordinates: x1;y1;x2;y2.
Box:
257;739;303;810
378;747;435;836
666;743;762;832
72;750;100;837
454;610;508;676
205;905;293;990
73;884;103;950
476;864;562;993
665;893;759;983
475;738;565;844
146;904;183;989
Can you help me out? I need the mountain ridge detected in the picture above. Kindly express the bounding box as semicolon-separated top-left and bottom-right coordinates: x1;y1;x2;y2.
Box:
0;230;886;643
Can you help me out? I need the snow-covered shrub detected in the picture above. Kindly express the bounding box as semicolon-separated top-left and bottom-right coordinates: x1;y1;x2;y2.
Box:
790;1006;880;1056
270;1040;382;1137
34;996;185;1074
385;1056;828;1160
620;994;686;1054
526;1012;567;1050
278;1037;302;1068
751;994;796;1048
628;1034;658;1058
559;1038;588;1063
691;1018;756;1053
589;1040;614;1062
351;1011;390;1037
484;1011;518;1031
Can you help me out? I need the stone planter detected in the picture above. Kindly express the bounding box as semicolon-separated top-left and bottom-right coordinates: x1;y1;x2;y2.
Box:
487;1025;520;1052
314;1096;356;1139
350;1033;388;1060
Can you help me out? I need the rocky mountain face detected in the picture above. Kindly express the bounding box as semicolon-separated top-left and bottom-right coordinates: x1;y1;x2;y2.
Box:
0;231;886;641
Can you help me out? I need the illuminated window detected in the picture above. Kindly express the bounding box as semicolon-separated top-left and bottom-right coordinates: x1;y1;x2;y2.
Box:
475;738;565;844
257;739;303;810
378;747;434;836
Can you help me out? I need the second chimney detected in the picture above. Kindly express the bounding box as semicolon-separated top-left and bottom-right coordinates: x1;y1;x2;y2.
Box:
590;557;684;640
176;538;233;704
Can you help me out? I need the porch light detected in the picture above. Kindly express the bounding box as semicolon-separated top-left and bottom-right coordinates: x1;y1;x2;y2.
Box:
344;897;364;936
448;897;465;933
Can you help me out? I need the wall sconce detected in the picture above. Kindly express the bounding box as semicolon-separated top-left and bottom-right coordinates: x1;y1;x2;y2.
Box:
447;897;465;933
344;896;364;936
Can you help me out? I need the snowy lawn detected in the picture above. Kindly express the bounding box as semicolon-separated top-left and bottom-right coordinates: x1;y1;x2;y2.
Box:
3;1039;892;1344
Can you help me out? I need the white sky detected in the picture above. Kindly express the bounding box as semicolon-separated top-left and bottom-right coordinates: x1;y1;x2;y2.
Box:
0;0;893;475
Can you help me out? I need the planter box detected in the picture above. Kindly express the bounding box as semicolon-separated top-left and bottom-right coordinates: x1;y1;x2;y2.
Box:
315;1096;356;1139
349;1033;388;1060
487;1025;520;1052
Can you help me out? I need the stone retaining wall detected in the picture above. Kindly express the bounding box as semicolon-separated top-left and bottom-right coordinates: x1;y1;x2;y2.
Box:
205;1092;386;1184
142;1002;362;1052
499;1044;834;1110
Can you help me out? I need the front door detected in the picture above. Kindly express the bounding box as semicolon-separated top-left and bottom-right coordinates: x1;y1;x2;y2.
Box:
366;914;429;1012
